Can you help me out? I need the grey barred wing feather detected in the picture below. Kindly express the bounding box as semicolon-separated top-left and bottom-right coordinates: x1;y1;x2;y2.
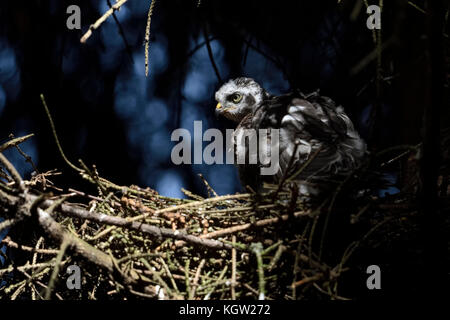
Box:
251;91;367;195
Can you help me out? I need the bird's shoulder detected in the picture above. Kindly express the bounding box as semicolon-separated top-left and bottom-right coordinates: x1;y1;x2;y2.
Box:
250;90;350;142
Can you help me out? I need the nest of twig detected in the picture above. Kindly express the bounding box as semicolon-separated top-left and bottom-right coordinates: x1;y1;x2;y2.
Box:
0;133;448;300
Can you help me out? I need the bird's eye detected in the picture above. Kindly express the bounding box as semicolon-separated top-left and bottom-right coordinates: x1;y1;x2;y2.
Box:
231;93;243;103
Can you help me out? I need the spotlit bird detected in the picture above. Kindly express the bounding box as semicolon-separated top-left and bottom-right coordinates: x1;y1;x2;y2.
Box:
215;77;367;195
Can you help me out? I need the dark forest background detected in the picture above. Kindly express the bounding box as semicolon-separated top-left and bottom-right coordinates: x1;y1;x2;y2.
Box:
0;0;449;299
1;0;447;198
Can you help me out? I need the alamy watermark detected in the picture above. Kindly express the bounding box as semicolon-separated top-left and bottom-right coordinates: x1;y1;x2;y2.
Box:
170;121;280;176
366;264;381;290
66;264;81;290
66;4;381;32
366;5;381;30
66;5;81;30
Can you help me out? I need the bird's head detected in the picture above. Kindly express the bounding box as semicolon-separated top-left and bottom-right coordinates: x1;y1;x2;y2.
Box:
215;77;268;122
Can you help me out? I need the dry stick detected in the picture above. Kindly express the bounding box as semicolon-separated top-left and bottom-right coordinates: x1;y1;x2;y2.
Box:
131;193;252;221
205;204;277;214
32;238;45;262
20;270;64;300
139;258;173;298
291;239;302;299
85;225;116;241
0;260;62;277
9;133;38;173
68;188;104;202
0;134;34;153
198;173;219;197
0;152;25;191
408;1;426;14
250;243;265;300
184;259;191;296
145;0;157;76
267;244;286;272
160;257;179;294
44;240;68;300
243;283;261;297
80;0;129;43
262;240;283;256
312;283;350;301
204;265;228;299
0;167;12;183
291;273;323;289
40;94;83;173
189;259;205;299
117;252;161;264
31;237;44;300
38;198;233;250
200;209;312;240
4;261;56;296
231;235;237;300
0;219;18;233
11;282;26;300
182;188;205;201
36;208;115;273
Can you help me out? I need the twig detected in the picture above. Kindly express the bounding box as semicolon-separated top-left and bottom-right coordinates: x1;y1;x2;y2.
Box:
44;240;69;300
131;193;252;221
250;243;265;300
198;173;219;197
408;1;426;14
184;259;191;297
0;134;34;153
2;236;58;255
267;244;286;272
68;188;104;202
145;0;157;77
31;237;44;300
291;273;323;288
106;0;134;63
202;21;222;83
40;198;233;250
0;260;67;277
80;0;129;43
36;208;116;273
189;259;205;299
0;152;25;191
9;133;38;173
40;94;83;173
231;235;237;300
20;270;64;300
200;209;312;240
204;265;228;299
160;257;179;294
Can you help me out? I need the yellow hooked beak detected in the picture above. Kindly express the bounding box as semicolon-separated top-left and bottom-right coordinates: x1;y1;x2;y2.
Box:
216;102;222;110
